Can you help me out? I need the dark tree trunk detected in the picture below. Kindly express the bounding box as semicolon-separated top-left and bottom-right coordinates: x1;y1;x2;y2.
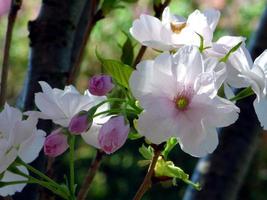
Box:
183;7;267;200
13;0;100;199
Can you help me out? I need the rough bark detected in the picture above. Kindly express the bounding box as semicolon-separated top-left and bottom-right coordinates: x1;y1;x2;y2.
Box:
14;0;98;199
183;7;267;200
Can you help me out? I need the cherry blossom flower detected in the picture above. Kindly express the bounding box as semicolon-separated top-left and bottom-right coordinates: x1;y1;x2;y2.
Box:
129;46;239;157
98;116;129;154
130;7;220;50
205;36;248;88
227;47;267;129
0;104;46;196
34;81;106;127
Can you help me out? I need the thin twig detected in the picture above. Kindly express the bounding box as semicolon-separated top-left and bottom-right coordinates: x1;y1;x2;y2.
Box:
0;0;22;107
133;45;147;68
77;150;104;200
133;145;162;200
67;0;104;84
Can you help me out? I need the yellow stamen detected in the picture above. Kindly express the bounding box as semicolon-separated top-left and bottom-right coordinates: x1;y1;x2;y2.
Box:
170;22;186;34
176;97;189;110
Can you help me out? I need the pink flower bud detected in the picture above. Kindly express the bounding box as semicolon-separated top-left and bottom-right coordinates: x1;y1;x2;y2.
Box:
89;75;114;96
44;129;69;157
0;0;11;17
69;113;91;135
98;116;129;154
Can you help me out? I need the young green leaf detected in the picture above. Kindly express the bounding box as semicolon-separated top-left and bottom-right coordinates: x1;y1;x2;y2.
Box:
219;41;243;63
139;144;154;160
101;59;134;89
230;87;254;102
162;137;178;159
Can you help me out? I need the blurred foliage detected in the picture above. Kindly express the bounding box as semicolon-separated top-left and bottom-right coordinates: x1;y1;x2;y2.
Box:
1;0;267;199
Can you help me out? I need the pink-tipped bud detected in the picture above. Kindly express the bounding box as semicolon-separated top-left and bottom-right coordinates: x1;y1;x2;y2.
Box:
98;116;129;154
44;129;69;157
0;0;11;17
88;75;114;96
69;113;91;135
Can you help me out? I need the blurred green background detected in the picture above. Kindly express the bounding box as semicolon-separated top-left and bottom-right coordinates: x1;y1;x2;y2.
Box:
1;0;267;199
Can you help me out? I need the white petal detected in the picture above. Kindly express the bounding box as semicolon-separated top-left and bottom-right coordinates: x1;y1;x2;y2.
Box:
203;9;220;32
174;46;203;84
186;10;213;46
254;97;267;130
136;97;181;144
179;121;218;157
13;117;38;146
129;54;177;102
216;36;246;47
81;123;101;149
18;130;46;163
0;166;29;196
0;104;22;138
130;14;172;50
0;148;17;174
224;83;235;100
191;95;240;127
254;50;267;75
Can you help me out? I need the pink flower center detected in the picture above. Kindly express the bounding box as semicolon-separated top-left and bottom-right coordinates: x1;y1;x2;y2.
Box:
174;85;194;111
175;96;190;110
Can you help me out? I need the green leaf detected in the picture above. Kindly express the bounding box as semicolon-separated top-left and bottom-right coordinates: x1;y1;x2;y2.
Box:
230;87;254;102
220;41;243;62
155;157;188;180
101;59;134;89
139;144;154;160
162;137;178;159
121;31;134;66
138;160;151;167
154;157;201;190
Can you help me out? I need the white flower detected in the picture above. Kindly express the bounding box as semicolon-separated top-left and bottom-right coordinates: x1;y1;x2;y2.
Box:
129;46;239;157
0;104;46;196
205;36;248;88
130;7;220;51
228;48;267;129
33;81;111;149
34;81;106;127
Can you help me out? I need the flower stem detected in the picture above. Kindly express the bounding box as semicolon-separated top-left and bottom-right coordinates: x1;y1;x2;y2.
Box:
10;166;68;199
133;146;162;200
0;0;22;107
69;135;76;199
77;150;104;200
17;160;59;188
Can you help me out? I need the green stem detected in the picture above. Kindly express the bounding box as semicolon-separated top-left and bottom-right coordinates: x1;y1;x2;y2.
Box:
69;135;76;198
10;167;68;199
16;160;60;189
93;108;139;118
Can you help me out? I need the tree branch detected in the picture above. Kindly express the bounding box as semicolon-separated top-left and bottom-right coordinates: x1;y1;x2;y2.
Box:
77;150;105;200
0;0;22;107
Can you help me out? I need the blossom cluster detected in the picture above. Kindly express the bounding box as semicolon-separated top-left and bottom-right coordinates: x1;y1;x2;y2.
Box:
129;7;267;156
